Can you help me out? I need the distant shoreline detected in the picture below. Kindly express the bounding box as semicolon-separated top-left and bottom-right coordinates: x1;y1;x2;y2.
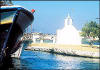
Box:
25;43;100;59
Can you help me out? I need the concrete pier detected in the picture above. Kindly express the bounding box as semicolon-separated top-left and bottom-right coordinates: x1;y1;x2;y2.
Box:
25;43;100;58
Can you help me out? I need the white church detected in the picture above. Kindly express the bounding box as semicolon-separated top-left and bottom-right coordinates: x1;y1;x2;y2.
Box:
56;13;81;45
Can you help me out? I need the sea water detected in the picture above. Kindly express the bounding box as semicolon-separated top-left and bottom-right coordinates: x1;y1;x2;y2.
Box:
3;41;99;69
10;50;99;69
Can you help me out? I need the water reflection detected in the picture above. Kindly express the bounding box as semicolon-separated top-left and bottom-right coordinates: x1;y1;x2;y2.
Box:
11;50;99;69
55;54;99;69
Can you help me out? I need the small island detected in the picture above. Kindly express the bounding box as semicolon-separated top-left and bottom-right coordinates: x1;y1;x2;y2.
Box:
24;13;99;59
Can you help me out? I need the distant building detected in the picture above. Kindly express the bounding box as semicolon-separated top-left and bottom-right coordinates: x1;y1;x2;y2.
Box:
22;32;56;43
22;33;33;41
32;32;56;43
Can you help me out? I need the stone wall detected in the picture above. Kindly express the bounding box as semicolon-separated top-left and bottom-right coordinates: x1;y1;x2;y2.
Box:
26;46;99;58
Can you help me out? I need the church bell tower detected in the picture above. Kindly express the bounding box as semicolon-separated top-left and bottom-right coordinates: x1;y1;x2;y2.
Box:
64;13;73;27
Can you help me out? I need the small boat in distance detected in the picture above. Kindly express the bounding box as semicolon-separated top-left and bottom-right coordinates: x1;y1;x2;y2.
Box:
0;1;35;66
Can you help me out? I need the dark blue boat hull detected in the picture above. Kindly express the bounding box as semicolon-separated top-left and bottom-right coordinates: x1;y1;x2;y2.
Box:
0;6;34;66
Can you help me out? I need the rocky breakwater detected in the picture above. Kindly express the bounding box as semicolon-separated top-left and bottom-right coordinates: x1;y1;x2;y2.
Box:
25;43;100;58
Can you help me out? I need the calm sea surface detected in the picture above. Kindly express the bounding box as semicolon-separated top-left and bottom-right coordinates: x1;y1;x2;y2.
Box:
11;50;100;70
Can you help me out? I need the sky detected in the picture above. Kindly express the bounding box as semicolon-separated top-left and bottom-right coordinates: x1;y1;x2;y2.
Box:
13;1;99;34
